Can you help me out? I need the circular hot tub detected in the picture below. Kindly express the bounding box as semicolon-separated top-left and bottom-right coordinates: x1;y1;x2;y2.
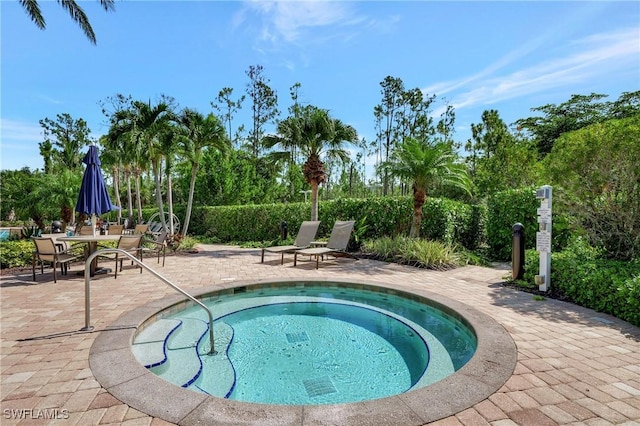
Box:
90;278;516;425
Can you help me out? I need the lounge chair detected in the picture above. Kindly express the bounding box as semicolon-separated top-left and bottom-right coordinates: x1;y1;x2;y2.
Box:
261;221;320;264
32;237;81;283
293;220;357;269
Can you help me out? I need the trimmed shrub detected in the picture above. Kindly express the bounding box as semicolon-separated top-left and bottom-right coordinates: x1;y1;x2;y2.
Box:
189;196;485;250
522;238;640;327
0;240;35;268
486;188;539;261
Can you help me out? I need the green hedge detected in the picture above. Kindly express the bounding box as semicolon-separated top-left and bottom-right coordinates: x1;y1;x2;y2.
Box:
523;239;640;327
486;187;572;261
188;196;485;250
486;188;539;260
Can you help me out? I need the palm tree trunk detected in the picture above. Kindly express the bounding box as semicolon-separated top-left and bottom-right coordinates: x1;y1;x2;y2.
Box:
166;172;175;235
410;186;426;238
134;170;143;224
183;163;198;236
112;166;122;223
310;180;319;221
125;168;133;227
152;160;166;231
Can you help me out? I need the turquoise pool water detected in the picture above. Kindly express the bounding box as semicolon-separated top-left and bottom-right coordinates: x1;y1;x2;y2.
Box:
0;230;9;241
133;283;477;405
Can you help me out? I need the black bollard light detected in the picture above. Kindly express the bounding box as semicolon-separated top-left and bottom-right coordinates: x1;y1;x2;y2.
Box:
512;223;525;280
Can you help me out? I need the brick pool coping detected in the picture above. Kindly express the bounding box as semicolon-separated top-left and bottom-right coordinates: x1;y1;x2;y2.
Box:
89;277;517;425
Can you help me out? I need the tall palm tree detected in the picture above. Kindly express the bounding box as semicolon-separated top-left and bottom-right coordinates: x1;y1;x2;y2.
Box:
383;138;472;238
20;0;115;45
100;134;124;224
155;125;181;234
110;99;173;225
178;109;228;236
264;106;358;221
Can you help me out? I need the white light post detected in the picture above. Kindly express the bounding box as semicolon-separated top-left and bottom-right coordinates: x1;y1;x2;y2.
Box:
535;185;552;292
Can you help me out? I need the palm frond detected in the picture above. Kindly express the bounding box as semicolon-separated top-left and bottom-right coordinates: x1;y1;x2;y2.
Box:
20;0;45;29
58;0;97;44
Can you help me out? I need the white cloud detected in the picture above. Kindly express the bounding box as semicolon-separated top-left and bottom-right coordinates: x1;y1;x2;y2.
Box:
245;0;355;43
427;27;640;112
0;118;43;144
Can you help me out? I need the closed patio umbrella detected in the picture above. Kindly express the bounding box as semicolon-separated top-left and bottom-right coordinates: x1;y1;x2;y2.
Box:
75;144;118;235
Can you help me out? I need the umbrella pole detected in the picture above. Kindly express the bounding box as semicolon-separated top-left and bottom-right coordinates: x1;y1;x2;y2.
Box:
92;214;97;236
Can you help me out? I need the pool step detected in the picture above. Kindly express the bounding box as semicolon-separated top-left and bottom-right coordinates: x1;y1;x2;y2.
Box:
132;318;181;368
190;322;235;397
150;317;210;387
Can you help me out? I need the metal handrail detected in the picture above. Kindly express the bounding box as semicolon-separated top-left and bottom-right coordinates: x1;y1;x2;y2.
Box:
82;248;216;354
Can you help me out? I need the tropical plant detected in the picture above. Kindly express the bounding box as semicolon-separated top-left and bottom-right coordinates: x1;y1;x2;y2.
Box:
19;0;115;45
177;109;229;236
382;138;471;238
263;105;358;221
109;97;175;225
99;134;124;223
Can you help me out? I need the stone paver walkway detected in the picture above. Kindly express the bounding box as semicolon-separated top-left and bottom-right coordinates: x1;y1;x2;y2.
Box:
1;244;639;425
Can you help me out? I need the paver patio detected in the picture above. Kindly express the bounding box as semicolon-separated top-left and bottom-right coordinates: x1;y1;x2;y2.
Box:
1;244;639;425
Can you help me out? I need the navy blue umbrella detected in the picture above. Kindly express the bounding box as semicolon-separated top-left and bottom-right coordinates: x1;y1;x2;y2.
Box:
75;145;118;233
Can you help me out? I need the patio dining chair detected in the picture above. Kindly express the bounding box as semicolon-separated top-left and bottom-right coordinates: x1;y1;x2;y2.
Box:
133;224;149;235
79;225;95;235
261;221;320;265
98;235;144;278
108;224;124;235
32;237;81;283
293;220;358;269
143;231;168;267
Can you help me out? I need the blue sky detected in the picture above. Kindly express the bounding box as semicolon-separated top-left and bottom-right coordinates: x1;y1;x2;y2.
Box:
1;1;639;172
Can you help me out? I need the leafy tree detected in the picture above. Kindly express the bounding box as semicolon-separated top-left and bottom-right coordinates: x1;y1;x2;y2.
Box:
264;105;358;221
177;109;229;236
0;168;35;221
19;0;115;45
542;116;640;260
382;138;471;238
245;64;279;158
465;109;538;195
38;140;53;173
374;76;404;195
211;87;245;146
608;90;640;119
39;113;93;172
515;91;640;156
373;76;448;196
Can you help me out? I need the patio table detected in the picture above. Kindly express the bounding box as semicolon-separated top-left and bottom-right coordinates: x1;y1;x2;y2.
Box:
58;234;121;276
